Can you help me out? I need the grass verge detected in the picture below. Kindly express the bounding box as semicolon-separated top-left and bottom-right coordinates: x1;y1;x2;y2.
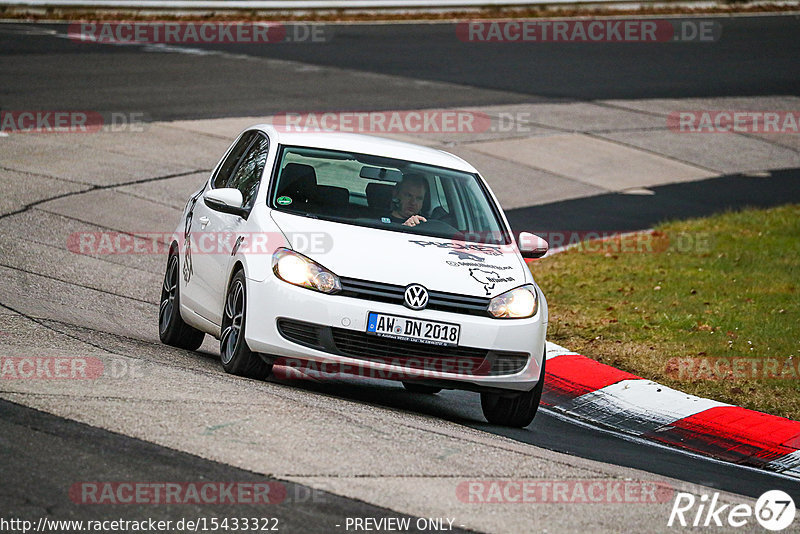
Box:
530;204;800;420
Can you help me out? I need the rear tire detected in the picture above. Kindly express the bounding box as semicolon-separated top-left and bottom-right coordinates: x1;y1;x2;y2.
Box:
402;382;442;394
220;270;272;380
480;352;545;427
159;252;205;351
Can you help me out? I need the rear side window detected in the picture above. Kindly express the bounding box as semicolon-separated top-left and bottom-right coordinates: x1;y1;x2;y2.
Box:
212;131;258;189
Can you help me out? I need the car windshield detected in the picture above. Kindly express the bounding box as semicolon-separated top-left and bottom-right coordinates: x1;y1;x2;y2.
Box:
269;145;509;245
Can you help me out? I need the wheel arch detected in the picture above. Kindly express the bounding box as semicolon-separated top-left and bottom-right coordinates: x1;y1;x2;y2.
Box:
226;260;246;291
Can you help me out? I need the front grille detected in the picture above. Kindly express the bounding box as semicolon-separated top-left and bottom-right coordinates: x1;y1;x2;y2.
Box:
339;277;491;316
332;327;491;375
276;319;528;376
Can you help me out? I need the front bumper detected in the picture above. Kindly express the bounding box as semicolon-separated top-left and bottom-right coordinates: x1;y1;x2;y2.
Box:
245;275;547;392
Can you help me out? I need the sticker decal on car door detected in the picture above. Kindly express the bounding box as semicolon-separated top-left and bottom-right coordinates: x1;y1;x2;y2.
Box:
183;191;202;283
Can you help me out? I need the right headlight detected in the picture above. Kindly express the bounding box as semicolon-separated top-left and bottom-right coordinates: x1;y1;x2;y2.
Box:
272;248;341;294
488;284;538;319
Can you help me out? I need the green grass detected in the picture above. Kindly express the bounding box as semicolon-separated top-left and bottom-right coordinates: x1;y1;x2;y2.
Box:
531;204;800;420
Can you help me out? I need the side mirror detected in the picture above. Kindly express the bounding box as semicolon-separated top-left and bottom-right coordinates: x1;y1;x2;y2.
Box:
203;188;246;217
518;232;549;259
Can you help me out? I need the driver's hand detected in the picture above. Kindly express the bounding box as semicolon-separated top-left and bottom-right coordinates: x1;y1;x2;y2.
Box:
403;215;427;227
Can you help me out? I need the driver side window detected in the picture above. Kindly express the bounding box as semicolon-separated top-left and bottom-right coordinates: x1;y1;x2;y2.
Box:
227;134;269;209
212;131;258;189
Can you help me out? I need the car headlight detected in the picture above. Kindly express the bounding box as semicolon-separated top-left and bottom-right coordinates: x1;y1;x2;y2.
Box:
488;285;538;319
272;248;341;294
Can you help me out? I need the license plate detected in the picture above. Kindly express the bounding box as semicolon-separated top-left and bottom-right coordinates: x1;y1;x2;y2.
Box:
366;312;460;347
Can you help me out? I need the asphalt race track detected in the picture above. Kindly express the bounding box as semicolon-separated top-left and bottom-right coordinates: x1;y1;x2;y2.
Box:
1;15;799;533
2;16;800;118
1;400;448;533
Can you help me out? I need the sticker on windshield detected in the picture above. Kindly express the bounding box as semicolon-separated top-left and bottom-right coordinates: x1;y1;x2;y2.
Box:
381;217;391;224
277;196;292;206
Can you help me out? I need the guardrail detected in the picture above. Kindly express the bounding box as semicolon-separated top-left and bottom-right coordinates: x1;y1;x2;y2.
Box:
0;0;639;9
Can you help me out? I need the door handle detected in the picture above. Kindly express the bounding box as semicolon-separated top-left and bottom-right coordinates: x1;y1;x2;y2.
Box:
198;216;210;227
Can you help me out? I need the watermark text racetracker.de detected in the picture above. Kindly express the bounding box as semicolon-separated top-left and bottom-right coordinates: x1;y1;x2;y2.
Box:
457;19;721;42
531;230;712;255
271;355;497;381
68;21;330;44
67;231;333;256
457;479;674;503
272;109;545;135
666;356;800;381
1;356;153;380
274;110;490;134
668;111;800;133
67;230;711;257
69;481;303;505
0;356;102;380
0;111;147;133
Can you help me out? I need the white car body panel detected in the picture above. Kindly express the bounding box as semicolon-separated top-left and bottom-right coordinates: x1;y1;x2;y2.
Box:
173;125;548;392
268;211;530;296
244;278;547;391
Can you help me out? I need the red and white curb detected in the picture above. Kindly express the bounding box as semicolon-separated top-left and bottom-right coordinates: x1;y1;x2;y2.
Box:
543;341;800;479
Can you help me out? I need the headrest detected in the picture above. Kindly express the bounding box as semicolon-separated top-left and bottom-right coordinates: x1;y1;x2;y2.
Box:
366;182;395;210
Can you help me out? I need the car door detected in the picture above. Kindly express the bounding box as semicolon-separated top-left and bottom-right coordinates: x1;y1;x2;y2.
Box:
184;131;256;323
191;131;270;325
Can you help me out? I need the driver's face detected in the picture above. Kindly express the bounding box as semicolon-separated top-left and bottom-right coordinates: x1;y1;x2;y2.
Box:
395;183;425;218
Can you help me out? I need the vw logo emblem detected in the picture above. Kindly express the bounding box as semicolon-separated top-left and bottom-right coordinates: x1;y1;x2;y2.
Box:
404;284;429;310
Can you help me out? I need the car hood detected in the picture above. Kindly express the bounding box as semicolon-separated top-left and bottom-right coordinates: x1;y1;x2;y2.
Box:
270;211;528;298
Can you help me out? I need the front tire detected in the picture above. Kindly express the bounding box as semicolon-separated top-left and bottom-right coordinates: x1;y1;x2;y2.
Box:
220;270;272;380
159;252;205;351
480;353;545;428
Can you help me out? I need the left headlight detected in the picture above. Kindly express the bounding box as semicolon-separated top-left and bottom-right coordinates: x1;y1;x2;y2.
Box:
272;248;341;294
488;284;538;319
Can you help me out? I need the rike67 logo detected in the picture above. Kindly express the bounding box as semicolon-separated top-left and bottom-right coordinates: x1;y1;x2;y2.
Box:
668;490;795;531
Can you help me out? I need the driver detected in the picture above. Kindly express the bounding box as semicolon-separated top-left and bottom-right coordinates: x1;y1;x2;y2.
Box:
387;173;427;227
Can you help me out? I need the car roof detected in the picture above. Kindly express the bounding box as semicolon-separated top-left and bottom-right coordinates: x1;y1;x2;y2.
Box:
249;124;478;173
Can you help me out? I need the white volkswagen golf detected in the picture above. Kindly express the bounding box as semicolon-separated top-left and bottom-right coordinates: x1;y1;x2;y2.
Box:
159;125;549;427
